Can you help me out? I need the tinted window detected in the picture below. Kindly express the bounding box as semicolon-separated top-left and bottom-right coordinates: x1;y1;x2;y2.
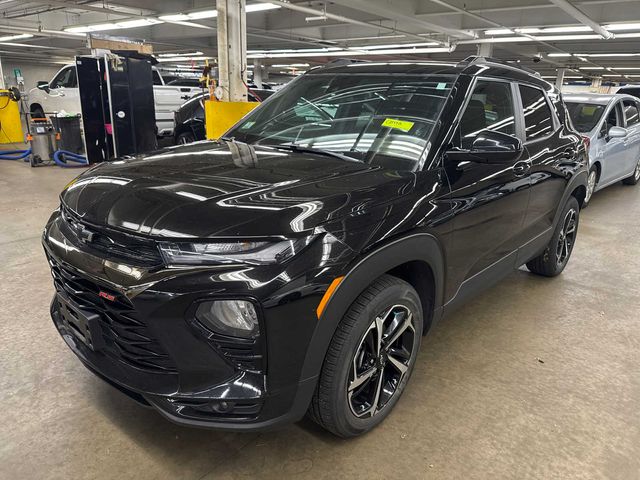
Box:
565;102;605;133
623;100;640;126
228;74;455;171
167;78;202;87
458;80;515;149
50;67;76;89
519;85;554;140
152;70;163;85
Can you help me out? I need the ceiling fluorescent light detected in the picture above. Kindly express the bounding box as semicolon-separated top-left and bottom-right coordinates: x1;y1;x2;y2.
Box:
0;33;33;41
186;10;218;19
579;67;605;70
65;18;162;33
248;47;451;59
484;28;513;35
157;56;211;62
542;26;591;33
246;3;281;12
548;53;572;57
158;51;203;57
604;23;640;31
356;42;440;50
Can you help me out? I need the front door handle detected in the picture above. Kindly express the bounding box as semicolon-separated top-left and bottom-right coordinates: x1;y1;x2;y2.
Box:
562;148;576;159
513;161;530;176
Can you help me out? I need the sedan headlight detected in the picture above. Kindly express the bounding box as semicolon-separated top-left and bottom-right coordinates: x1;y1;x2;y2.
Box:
158;237;313;266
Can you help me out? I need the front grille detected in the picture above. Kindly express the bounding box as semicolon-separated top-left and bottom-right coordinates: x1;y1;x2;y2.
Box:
60;207;163;267
47;252;177;374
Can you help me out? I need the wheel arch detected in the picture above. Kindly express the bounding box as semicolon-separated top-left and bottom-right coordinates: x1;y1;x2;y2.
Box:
30;102;44;114
299;233;445;383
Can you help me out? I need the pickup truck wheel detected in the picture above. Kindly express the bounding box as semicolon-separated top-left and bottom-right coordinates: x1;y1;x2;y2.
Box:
622;157;640;185
30;105;45;119
526;196;580;277
308;274;423;437
176;132;195;145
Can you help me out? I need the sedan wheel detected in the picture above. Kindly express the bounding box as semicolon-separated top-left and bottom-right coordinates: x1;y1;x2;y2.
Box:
585;169;597;204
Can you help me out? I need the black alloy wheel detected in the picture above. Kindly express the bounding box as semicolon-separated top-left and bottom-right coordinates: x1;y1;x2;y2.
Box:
348;304;416;418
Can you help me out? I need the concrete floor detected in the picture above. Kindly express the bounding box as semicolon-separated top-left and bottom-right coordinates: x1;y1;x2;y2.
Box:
1;160;639;480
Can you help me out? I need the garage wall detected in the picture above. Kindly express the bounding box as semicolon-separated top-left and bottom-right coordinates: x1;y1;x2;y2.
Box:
2;61;63;91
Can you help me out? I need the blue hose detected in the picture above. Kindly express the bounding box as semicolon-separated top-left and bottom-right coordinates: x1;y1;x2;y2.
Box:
53;150;88;168
0;149;31;160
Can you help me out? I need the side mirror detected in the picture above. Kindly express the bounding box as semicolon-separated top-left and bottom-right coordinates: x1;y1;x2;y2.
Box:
37;82;50;93
446;129;524;164
608;126;628;139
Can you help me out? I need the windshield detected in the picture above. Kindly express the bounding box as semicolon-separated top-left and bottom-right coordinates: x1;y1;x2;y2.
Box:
565;102;606;133
226;73;455;171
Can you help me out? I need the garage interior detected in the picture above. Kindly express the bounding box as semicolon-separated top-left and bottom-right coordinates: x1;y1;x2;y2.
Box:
1;1;640;478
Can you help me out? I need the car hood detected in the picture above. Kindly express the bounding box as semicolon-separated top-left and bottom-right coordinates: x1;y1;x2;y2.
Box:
61;141;414;239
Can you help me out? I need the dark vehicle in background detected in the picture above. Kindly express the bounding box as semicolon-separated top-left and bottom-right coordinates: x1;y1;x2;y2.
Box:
617;85;640;100
173;89;275;144
43;57;587;438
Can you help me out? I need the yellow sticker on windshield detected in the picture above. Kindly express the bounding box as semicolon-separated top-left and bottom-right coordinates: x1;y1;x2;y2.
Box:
382;118;414;132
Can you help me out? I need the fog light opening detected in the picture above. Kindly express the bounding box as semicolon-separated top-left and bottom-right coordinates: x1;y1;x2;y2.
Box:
195;300;259;339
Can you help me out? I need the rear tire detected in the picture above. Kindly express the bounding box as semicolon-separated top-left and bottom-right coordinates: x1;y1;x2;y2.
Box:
308;274;423;437
526;196;580;277
622;158;640;185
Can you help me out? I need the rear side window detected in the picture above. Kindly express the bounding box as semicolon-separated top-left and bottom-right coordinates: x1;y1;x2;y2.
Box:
623;100;640;126
458;80;515;149
519;85;554;140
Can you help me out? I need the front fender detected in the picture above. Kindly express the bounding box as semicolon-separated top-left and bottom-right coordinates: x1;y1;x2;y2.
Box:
299;232;445;383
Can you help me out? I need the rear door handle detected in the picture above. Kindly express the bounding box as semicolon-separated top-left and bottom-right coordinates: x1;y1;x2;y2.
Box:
513;161;530;176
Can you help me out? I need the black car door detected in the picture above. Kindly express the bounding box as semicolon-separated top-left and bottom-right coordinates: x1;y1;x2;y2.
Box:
443;78;531;303
517;83;578;258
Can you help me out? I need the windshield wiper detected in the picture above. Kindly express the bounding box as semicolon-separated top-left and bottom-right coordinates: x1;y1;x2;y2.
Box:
269;144;360;163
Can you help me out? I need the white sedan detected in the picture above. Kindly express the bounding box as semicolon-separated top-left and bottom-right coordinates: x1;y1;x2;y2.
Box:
565;93;640;204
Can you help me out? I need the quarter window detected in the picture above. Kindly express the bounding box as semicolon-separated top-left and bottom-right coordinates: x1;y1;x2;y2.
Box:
623;100;640;126
519;85;554;140
458;80;515;149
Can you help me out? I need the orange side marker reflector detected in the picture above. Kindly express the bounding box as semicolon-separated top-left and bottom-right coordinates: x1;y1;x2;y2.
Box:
316;276;344;319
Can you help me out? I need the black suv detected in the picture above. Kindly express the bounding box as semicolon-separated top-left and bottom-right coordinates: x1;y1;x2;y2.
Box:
43;57;588;437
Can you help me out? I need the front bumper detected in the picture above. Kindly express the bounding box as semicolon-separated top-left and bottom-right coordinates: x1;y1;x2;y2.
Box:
43;210;348;429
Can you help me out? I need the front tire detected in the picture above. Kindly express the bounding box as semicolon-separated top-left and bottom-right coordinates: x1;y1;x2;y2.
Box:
309;275;423;437
622;157;640;185
526;196;580;277
176;132;195;145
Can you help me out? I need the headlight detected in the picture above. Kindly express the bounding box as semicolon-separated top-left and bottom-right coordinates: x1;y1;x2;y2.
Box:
196;300;259;338
158;237;313;265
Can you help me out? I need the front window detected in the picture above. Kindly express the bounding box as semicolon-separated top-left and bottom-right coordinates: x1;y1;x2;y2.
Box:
565;102;606;133
226;73;455;171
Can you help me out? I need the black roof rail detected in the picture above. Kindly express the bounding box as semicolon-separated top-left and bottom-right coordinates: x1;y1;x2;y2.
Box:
458;56;541;76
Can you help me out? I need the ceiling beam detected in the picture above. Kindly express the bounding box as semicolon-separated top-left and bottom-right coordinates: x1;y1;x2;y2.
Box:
547;0;614;38
326;0;475;39
254;0;450;45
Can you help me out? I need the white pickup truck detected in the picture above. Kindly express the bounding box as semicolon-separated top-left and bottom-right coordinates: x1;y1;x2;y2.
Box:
28;65;201;137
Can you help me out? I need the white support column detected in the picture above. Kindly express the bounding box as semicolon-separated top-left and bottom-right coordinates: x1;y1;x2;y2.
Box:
253;59;263;89
217;0;248;102
555;68;566;90
477;42;493;57
0;55;5;89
